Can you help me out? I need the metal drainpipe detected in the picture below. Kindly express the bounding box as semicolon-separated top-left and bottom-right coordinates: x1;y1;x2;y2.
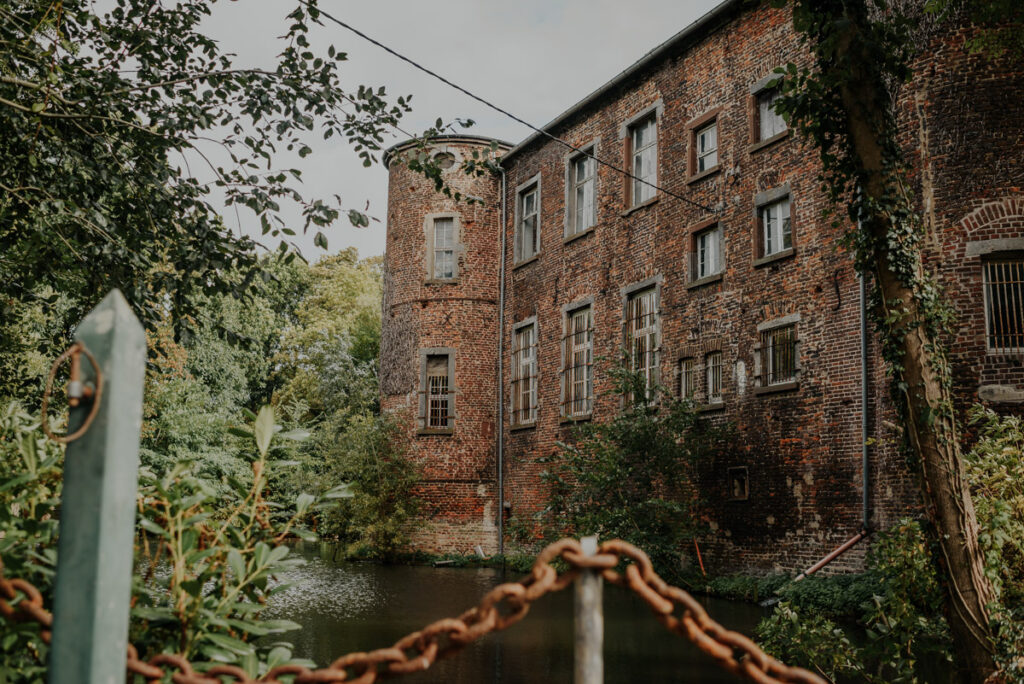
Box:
860;267;870;532
496;166;507;556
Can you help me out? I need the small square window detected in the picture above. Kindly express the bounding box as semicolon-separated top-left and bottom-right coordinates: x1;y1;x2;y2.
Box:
516;182;540;262
757;89;786;141
693;225;723;280
706;351;723;403
679;357;697;399
760;324;797;386
983;258;1024;352
759;197;791;258
630;117;657;206
695;121;718;173
568;150;596;237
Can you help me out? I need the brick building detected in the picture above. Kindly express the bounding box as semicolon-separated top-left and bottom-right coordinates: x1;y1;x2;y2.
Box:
380;0;1024;573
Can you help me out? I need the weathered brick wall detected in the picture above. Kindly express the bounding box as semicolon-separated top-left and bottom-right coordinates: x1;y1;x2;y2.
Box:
495;3;900;574
381;137;509;554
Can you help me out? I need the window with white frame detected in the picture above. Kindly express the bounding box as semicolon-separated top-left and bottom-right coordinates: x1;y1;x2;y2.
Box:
706;351;723;403
421;353;453;431
516;182;540;262
630;117;657;206
695;121;718;173
983;258;1024;352
432;217;455;279
760;325;797;386
757;89;786;141
511;323;538;425
562;306;593;417
760;196;791;258
569;151;596;237
694;224;723;280
679;357;697;399
626;287;659;394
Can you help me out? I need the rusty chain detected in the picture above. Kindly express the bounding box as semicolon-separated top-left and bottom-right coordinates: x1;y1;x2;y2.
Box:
0;539;826;684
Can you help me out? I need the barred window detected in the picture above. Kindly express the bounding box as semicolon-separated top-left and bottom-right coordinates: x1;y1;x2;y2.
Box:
425;354;451;429
432;217;455;279
511;323;538;425
569;150;596;236
679;357;697;399
631;117;657;206
627;287;659;394
984;259;1024;352
562;307;593;417
706;351;723;403
761;325;796;386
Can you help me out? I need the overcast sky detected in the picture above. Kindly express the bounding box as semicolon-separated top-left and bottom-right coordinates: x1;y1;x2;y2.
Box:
199;0;723;261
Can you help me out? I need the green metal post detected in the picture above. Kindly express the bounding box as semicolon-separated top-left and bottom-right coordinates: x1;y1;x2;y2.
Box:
49;290;146;684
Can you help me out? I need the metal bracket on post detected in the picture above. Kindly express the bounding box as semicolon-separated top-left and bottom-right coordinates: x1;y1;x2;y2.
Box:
574;535;604;684
49;290;146;684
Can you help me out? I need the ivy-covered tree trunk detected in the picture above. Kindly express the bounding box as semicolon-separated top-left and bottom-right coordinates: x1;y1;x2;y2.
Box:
778;2;997;681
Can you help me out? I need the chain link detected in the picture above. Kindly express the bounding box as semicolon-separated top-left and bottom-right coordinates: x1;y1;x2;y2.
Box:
0;540;826;684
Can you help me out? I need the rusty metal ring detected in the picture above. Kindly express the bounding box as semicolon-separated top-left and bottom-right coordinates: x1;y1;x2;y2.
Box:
40;341;104;444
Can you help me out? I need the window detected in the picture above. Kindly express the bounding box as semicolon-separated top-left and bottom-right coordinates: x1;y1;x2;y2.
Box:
562;306;593;417
568;150;596;237
422;353;453;431
706;351;723;403
760;325;797;386
630;117;657;206
760;196;791;258
757;89;786;141
432;217;455;279
679;358;697;399
516;181;540;262
694;225;723;280
728;467;749;501
511;323;538;425
695;121;718;173
983;258;1024;352
626;287;659;394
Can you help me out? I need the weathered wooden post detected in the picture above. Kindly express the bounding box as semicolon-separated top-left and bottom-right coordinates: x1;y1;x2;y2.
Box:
49;290;146;684
574;535;603;684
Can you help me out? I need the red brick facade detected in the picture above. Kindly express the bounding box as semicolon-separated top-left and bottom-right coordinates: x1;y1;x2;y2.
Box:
381;2;1024;572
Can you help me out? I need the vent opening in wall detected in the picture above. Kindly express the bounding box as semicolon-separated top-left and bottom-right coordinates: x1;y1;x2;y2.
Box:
433;152;456;169
728;466;749;501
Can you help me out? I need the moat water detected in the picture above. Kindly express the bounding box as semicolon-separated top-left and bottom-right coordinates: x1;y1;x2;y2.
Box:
263;541;766;683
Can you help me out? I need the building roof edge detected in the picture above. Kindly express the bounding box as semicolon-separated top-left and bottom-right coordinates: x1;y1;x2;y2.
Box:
501;0;743;163
383;134;513;168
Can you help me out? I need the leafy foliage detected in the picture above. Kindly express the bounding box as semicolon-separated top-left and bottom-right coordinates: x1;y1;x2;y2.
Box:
539;367;729;575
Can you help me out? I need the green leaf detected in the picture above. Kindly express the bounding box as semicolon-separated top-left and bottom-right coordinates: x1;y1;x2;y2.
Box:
254;405;275;457
227;548;246;580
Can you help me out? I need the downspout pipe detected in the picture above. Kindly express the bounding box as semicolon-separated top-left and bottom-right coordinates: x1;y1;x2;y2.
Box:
496;166;507;556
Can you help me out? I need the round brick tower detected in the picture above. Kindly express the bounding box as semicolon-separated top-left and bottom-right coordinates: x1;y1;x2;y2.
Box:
380;135;510;554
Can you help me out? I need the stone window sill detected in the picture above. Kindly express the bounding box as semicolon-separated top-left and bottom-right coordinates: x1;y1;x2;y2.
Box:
620;196;659;218
417;428;454;436
509;421;537;432
699;401;725;413
564;226;595;245
754;381;799;396
560;413;593;425
424;278;459;286
686;272;723;290
753;247;795;268
686;165;721;185
748;129;790;154
513;253;541;270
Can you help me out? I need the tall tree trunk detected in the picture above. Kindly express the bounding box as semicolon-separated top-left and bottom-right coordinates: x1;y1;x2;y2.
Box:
832;5;996;681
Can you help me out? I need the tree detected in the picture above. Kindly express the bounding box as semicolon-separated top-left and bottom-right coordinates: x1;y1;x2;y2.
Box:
769;1;1013;679
0;0;449;384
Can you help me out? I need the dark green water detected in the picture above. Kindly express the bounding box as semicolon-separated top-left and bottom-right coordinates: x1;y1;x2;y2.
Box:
263;542;766;683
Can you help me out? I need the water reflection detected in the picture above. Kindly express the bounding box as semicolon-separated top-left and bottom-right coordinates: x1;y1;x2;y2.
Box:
263;541;765;683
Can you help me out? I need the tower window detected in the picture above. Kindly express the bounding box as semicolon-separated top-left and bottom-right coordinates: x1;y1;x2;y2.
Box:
984;258;1024;352
419;349;454;434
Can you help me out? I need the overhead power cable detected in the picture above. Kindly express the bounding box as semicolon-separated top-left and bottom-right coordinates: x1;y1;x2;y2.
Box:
302;2;719;216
